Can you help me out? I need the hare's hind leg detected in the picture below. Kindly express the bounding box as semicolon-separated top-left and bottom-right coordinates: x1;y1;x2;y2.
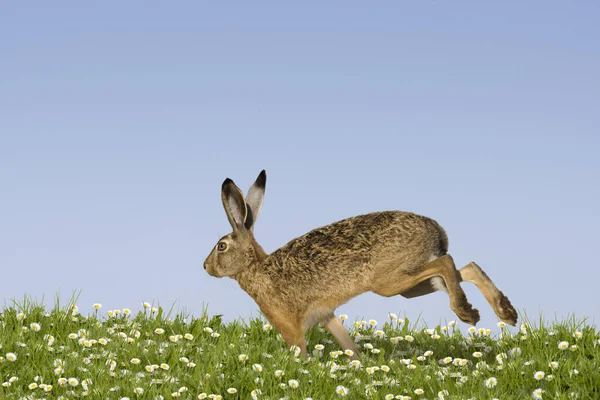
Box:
374;254;480;325
323;316;359;359
400;277;446;298
459;262;518;326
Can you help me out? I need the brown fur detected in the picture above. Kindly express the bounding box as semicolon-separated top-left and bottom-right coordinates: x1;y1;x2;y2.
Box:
203;170;517;358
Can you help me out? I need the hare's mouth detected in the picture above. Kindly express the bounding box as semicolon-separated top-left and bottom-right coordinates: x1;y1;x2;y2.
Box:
206;265;224;278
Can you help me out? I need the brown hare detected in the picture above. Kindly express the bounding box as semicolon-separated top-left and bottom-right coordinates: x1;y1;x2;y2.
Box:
203;170;517;358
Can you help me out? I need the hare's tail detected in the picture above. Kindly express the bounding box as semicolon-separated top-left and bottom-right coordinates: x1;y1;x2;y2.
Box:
433;220;449;256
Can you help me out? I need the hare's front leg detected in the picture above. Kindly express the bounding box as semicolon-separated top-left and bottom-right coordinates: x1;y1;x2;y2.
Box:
324;316;359;360
268;313;308;357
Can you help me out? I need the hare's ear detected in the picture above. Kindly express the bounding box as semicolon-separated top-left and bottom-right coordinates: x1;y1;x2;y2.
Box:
221;178;247;231
244;170;266;230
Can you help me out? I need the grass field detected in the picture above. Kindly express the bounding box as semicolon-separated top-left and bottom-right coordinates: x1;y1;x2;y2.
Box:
0;297;598;400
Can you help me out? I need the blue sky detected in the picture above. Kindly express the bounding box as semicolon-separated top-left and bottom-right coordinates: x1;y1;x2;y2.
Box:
1;2;599;330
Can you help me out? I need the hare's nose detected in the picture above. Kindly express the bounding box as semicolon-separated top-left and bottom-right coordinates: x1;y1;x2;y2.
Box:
203;261;207;270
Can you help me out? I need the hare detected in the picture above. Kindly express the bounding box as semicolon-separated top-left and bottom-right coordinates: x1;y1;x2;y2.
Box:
203;170;517;358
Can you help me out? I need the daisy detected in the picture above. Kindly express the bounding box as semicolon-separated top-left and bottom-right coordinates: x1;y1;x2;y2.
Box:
558;341;569;350
252;364;263;372
335;386;349;396
485;377;497;388
534;371;545;380
532;388;544;399
288;379;299;388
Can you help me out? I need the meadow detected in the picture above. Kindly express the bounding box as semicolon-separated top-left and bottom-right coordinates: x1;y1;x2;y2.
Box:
0;297;598;399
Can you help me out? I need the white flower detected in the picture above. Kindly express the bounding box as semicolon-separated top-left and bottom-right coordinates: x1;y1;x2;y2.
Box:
6;353;17;362
252;364;263;372
335;385;349;396
134;387;144;394
558;341;569;350
227;388;237;394
534;371;545;380
414;388;425;395
532;388;544;399
485;377;498;388
288;379;299;388
93;303;102;310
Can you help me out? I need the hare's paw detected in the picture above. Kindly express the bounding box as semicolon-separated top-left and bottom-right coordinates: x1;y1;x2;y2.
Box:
495;292;518;326
455;304;480;326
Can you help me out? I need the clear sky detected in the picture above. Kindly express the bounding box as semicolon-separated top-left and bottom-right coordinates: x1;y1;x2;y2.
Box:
2;2;599;331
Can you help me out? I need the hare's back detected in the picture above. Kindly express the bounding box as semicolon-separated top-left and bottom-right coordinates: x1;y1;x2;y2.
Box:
271;211;448;269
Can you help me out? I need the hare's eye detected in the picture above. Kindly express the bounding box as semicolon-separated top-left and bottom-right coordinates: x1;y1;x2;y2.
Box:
217;242;227;252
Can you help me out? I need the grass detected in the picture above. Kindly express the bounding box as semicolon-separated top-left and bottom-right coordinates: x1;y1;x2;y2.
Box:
0;296;599;400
